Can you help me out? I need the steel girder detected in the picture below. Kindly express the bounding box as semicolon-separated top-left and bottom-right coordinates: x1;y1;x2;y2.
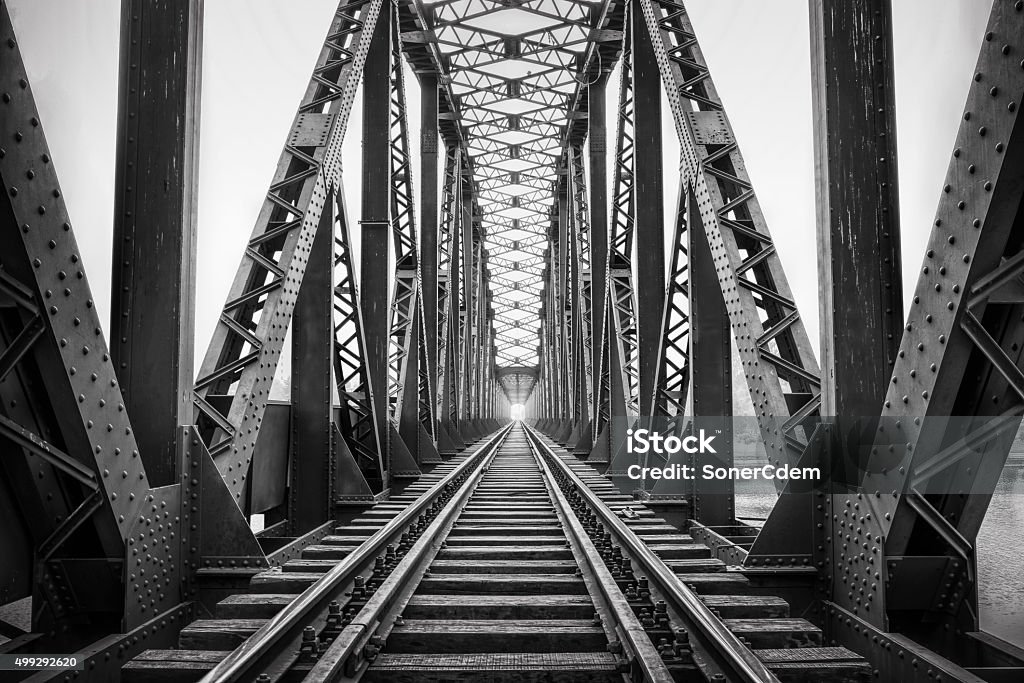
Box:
824;0;1024;650
0;2;257;645
385;11;436;472
192;0;385;506
459;175;475;422
437;146;462;434
639;0;821;481
420;74;440;421
555;172;572;425
289;186;336;531
361;0;394;486
595;11;640;469
110;0;202;487
569;144;594;446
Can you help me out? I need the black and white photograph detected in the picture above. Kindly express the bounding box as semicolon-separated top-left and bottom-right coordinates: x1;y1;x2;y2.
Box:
1;0;1022;681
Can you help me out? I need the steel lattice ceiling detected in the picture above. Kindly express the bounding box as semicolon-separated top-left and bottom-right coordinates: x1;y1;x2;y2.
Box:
423;0;598;398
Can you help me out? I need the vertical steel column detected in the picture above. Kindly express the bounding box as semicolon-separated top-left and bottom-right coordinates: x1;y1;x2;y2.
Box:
811;0;902;417
446;157;462;433
687;190;734;525
558;174;572;428
568;146;591;449
631;0;664;419
360;0;392;474
420;75;440;416
289;195;334;532
111;0;203;485
476;244;488;418
589;76;608;436
460;179;475;423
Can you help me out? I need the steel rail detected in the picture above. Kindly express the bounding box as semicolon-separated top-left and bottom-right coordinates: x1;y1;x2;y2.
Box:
528;430;674;682
198;422;514;682
523;423;779;683
302;422;512;679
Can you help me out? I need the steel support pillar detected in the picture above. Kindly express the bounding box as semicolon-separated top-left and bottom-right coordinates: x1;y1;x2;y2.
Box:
557;174;573;439
360;1;392;481
632;0;664;419
687;189;734;525
811;0;903;418
110;0;203;486
460;179;474;425
444;157;463;439
289;198;334;533
420;74;440;425
749;0;903;569
589;75;608;441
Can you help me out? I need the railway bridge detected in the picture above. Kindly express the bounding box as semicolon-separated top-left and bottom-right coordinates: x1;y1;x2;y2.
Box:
1;0;1024;680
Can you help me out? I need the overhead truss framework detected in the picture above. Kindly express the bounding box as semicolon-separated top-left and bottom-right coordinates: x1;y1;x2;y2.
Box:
400;0;614;403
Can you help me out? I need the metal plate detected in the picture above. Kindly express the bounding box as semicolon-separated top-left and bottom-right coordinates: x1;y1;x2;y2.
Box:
124;484;182;628
686;111;733;146
288;113;335;147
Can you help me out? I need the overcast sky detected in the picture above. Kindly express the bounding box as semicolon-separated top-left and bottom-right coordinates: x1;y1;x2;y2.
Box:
7;0;992;374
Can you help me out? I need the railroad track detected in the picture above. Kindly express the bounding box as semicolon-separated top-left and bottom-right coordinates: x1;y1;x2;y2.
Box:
122;423;870;682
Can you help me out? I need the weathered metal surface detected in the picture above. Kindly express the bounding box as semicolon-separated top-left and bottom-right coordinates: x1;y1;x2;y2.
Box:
821;0;1024;648
250;403;289;514
0;5;181;638
289;197;334;533
111;0;202;486
633;0;665;422
361;0;393;485
810;0;903;419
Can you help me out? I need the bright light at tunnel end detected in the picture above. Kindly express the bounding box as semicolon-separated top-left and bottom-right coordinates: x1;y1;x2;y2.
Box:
510;404;525;421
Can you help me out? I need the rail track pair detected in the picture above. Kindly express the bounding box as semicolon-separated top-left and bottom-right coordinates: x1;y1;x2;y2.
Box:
122;424;869;682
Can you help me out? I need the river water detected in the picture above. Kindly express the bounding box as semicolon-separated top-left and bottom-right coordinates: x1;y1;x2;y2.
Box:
736;461;1024;647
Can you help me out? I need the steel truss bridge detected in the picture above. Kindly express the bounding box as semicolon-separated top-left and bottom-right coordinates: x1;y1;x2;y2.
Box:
0;0;1023;680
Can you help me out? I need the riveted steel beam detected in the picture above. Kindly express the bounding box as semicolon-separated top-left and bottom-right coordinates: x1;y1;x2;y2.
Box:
588;73;609;438
0;3;214;639
361;0;392;485
819;0;1024;650
420;73;440;423
748;0;904;569
640;0;820;485
193;0;385;507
